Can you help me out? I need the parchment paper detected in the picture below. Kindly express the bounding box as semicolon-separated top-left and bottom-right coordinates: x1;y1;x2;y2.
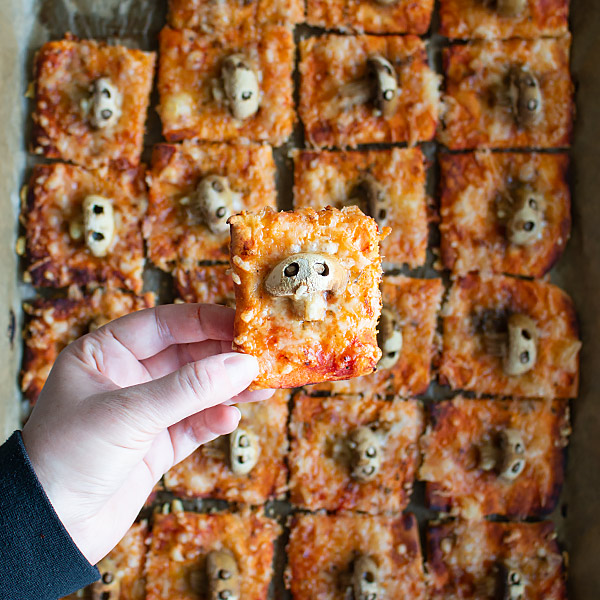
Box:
0;0;598;597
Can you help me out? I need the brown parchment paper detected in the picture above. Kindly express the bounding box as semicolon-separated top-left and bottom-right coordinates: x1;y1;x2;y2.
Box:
1;0;599;597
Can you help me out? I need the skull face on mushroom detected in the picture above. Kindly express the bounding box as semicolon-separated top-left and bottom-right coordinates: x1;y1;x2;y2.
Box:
188;175;240;235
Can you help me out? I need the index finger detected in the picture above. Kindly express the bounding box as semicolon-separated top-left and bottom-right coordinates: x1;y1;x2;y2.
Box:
99;303;235;362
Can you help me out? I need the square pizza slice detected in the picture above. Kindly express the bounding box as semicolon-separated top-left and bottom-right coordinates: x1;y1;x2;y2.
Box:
419;397;570;519
439;274;581;398
293;147;428;269
439;0;569;40
175;264;236;305
426;520;566;600
438;37;573;150
306;0;434;34
163;390;289;504
229;206;385;389
62;522;148;600
307;276;442;397
22;288;154;405
286;512;425;600
289;394;424;514
157;25;294;146
31;35;155;170
23;163;147;293
439;151;571;277
144;141;277;271
145;510;280;600
299;34;440;148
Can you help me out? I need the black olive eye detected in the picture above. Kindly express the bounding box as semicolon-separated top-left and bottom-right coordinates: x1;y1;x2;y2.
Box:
383;89;394;101
364;465;376;475
521;328;531;340
364;571;376;583
515;443;524;453
101;109;113;120
219;569;231;580
102;88;111;99
315;263;329;276
519;350;530;364
388;351;397;358
528;198;538;209
527;99;538;111
365;447;377;458
102;572;114;584
93;205;104;214
378;209;387;221
284;262;299;277
101;592;111;600
212;180;224;192
523;221;535;232
219;592;232;600
216;206;227;218
238;435;249;447
241;91;252;100
92;232;105;241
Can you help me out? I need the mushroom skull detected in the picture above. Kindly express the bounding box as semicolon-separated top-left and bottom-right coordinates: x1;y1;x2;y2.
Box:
377;305;403;370
503;313;538;376
190;175;236;235
352;555;380;600
506;186;545;246
508;65;543;128
222;54;260;121
347;426;381;482
207;550;240;600
229;428;259;476
368;55;399;119
82;195;115;258
498;428;526;480
89;77;122;130
90;558;120;600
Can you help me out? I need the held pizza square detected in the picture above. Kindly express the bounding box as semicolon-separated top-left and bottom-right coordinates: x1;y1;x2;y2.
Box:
439;0;569;40
168;0;303;32
144;141;277;271
293;147;428;269
426;520;567;600
21;288;154;405
145;510;280;600
439;274;581;398
163;390;289;504
286;512;426;600
438;37;573;150
62;522;148;600
299;34;440;148
157;25;294;146
306;0;433;34
23;163;147;293
439;151;571;277
229;206;386;389
307;276;443;397
175;264;236;305
418;397;570;520
31;36;155;170
288;394;424;514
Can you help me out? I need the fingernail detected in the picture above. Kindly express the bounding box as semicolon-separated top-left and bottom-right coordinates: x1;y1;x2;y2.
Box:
223;353;259;389
230;405;242;423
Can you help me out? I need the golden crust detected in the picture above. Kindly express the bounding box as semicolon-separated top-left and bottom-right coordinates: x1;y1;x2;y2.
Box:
31;36;155;170
299;34;440;148
438;37;574;150
426;520;566;600
175;264;236;305
144;141;277;271
419;397;570;519
289;394;424;514
145;510;280;600
306;0;433;34
21;289;154;404
293;148;428;268
157;26;295;145
308;276;443;397
439;274;580;398
286;512;426;599
163;392;289;504
439;0;569;40
439;151;571;277
168;0;304;31
63;522;148;600
24;163;147;293
229;206;384;389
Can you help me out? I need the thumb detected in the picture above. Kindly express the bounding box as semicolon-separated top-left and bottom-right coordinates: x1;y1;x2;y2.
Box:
110;352;259;436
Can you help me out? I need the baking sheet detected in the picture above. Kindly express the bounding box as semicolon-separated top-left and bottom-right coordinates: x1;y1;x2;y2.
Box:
0;0;598;597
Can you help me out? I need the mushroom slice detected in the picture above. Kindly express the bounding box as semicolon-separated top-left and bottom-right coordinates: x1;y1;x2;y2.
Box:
377;305;403;370
264;253;347;322
498;428;526;480
90;558;120;600
503;313;538;376
89;77;122;130
352;555;380;600
347;426;381;482
348;173;390;228
222;54;260;121
367;55;399;119
496;0;527;18
507;65;543;128
229;427;259;475
190;175;236;235
207;550;241;600
82;195;115;258
506;186;545;246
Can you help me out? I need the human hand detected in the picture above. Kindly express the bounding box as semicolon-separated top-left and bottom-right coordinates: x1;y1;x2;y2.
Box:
21;303;271;566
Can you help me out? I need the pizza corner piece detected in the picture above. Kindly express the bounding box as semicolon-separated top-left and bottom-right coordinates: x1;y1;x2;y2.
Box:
229;206;386;389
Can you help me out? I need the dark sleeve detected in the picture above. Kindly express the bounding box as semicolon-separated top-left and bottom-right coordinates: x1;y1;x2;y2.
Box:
0;431;99;600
